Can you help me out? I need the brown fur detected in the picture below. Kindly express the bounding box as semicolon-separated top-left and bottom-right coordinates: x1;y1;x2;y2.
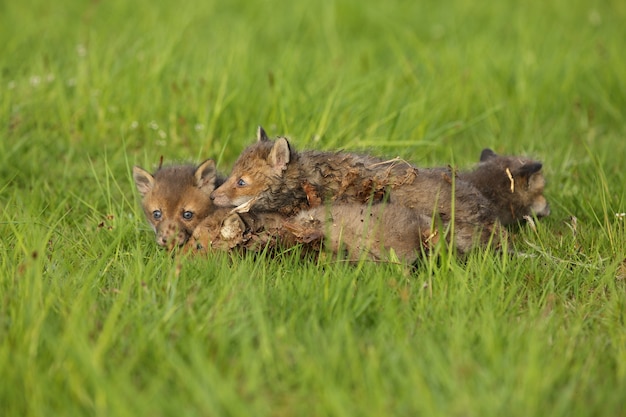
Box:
210;128;413;214
186;202;438;263
133;160;225;249
454;149;550;225
185;208;295;254
286;203;437;263
210;127;499;253
183;207;246;253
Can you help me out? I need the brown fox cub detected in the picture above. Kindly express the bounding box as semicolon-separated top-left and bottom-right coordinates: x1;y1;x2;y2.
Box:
454;149;550;225
186;203;437;263
210;127;498;253
133;160;224;249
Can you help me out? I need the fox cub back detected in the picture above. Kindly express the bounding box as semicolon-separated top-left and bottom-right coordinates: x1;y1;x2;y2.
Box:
287;203;435;263
133;160;224;249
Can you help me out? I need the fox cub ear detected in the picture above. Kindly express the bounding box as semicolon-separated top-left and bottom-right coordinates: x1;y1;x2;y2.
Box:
133;166;155;197
194;159;217;192
479;148;497;162
515;162;543;178
269;137;291;172
257;126;270;142
220;213;245;241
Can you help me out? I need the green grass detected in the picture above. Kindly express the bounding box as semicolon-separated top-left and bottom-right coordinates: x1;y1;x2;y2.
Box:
1;0;625;415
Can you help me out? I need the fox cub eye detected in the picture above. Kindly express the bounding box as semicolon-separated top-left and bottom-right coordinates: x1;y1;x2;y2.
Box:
152;210;162;220
182;211;194;220
236;178;247;187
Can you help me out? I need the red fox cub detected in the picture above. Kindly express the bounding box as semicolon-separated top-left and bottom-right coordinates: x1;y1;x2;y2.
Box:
186;202;437;263
133;160;224;249
458;149;549;225
210;127;499;253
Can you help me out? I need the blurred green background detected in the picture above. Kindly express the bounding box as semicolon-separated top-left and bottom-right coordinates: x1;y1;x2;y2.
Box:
1;1;625;416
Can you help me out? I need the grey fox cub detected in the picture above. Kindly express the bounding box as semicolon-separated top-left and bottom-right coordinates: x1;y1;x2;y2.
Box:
133;160;224;249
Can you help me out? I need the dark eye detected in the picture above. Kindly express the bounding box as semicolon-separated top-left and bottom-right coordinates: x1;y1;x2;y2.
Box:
152;210;162;220
236;178;247;187
182;211;193;220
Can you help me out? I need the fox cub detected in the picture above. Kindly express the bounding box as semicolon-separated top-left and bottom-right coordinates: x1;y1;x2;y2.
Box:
187;203;436;264
210;127;498;253
133;160;224;249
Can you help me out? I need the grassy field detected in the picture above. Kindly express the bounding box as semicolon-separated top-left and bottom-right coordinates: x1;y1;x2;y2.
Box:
1;0;625;415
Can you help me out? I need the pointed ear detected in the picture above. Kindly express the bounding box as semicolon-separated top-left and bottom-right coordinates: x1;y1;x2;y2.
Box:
479;148;497;162
514;162;543;178
220;213;245;241
194;159;217;192
257;126;270;142
133;166;155;197
268;137;291;172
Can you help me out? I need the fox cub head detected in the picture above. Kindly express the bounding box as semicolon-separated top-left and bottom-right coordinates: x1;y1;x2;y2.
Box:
471;148;550;224
185;210;248;254
210;126;292;210
133;160;222;249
